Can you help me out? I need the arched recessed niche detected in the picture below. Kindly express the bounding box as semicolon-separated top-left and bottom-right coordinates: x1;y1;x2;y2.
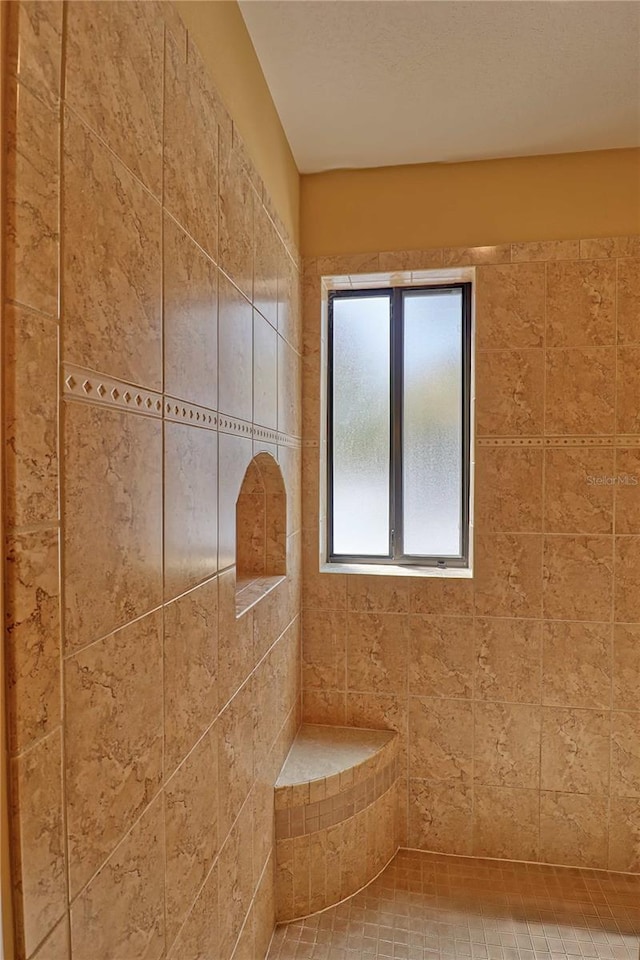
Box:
235;452;287;616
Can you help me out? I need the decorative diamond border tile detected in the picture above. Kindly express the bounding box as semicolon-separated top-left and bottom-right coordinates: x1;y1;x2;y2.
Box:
63;365;162;418
477;436;640;448
63;364;301;446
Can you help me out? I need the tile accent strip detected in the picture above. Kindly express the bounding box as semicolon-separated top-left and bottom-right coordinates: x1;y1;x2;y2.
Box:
477;436;640;448
275;755;399;840
164;397;218;431
63;365;163;418
63;365;301;445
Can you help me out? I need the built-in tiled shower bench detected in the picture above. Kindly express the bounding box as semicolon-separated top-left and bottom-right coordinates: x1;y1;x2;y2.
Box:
274;724;401;920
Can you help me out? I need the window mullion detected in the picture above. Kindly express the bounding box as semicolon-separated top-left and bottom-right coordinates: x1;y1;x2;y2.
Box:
390;288;404;562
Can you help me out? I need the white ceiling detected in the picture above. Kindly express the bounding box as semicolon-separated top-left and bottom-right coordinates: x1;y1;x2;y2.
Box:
239;0;640;174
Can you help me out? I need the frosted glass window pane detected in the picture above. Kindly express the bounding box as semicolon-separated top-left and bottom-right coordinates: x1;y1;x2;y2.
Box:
403;290;463;556
332;296;390;555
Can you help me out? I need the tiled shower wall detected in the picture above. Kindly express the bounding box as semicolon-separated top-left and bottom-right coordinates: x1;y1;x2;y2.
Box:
4;2;302;958
302;239;640;874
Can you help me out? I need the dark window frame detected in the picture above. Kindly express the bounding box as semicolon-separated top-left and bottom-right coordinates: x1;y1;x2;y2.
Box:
327;282;472;568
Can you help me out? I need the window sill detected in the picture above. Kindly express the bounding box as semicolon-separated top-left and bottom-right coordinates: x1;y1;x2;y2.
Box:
319;562;473;579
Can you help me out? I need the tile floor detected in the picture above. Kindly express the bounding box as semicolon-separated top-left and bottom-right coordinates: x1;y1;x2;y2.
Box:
267;849;640;959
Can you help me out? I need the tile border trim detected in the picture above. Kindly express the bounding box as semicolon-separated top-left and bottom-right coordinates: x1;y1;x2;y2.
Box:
477;436;640;448
63;365;301;446
63;365;163;418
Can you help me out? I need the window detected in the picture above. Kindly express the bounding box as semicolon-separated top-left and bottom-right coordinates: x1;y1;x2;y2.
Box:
327;283;472;568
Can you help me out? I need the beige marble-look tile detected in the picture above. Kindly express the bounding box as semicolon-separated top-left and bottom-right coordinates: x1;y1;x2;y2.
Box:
278;336;301;439
474;702;541;788
65;0;163;195
70;797;165;960
545;348;615;436
608;797;640;872
475;447;543;532
511;240;580;262
542;535;613;622
252;778;274;887
218;682;255;840
157;0;187;52
253;310;278;429
218;127;254;300
217;567;255;706
543;447;614;534
164;420;218;602
167;861;218;960
542;620;612;709
63;402;162;651
30;916;69;960
347;613;408;694
6;80;58;316
378;248;443;272
218;272;253;422
473;786;539;862
407;779;472;856
617;257;640;345
475;262;544;349
63;109;162;388
474;534;543;618
316;252;380;276
346;576;409;613
541;707;610;794
539;791;608;869
11;730;66;958
302;529;347;612
278;444;301;537
303;689;346;725
274;837;294;922
217;802;253;960
165;728;218;946
164;215;217;409
302;608;346;689
65;609;163;897
614;536;640;622
613;623;640;711
616;346;640;434
475;618;542;704
253;857;275;960
409;616;473;699
251;648;280;774
218;433;253;573
5;305;58;527
345;694;406;750
254;202;279;329
581;236;640;259
476;349;544;436
613;448;640;533
278;248;301;353
301;351;320;442
251;576;292;665
443;244;511;266
611;711;640;798
546;259;616;347
9;0;63;108
5;529;60;754
164;577;218;775
409;577;474;616
164;33;219;260
409;698;473;782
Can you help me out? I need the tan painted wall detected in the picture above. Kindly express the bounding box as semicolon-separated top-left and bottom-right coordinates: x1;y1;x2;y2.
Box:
178;0;300;247
301;148;640;257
